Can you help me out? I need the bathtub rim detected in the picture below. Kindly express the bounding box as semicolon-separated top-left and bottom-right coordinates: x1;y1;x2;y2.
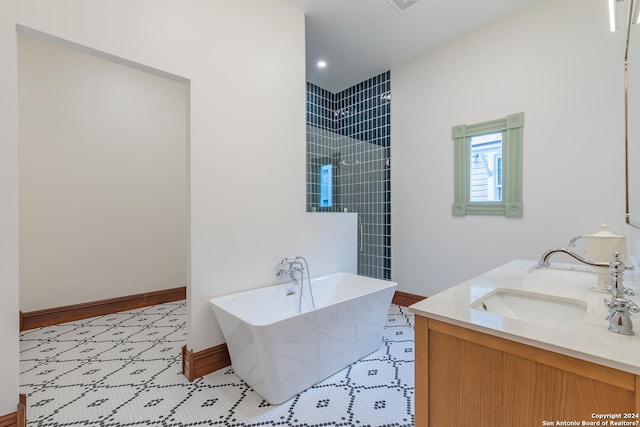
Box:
209;272;397;328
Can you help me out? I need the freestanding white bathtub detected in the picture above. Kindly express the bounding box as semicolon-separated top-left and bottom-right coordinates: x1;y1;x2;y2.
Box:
209;272;396;404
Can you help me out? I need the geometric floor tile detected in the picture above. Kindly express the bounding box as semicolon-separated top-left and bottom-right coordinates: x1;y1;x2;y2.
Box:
20;300;415;426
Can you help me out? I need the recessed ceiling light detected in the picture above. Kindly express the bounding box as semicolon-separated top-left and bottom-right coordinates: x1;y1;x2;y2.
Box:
317;60;327;68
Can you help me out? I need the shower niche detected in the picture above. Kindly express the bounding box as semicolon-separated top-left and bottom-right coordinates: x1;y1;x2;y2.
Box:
308;153;340;211
305;72;391;280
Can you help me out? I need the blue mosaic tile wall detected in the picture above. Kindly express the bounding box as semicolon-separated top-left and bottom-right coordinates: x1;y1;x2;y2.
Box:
306;71;391;280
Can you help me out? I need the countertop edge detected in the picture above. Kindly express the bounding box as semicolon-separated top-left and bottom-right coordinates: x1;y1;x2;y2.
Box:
407;259;640;376
409;308;640;375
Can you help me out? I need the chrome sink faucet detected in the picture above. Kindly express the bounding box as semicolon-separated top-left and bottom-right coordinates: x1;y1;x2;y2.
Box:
538;248;639;335
604;252;639;335
538;248;609;269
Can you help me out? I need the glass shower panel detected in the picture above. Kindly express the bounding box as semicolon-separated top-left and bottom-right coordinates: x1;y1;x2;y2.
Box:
306;72;391;280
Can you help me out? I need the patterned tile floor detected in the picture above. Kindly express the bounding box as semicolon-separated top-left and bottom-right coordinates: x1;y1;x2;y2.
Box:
20;301;415;426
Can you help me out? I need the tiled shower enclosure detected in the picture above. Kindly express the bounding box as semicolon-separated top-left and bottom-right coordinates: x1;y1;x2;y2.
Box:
306;72;391;279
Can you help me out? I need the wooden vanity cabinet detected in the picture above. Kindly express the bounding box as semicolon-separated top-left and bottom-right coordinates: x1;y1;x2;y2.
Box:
415;316;640;427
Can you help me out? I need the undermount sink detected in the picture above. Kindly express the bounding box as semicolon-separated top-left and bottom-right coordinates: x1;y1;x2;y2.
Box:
470;289;587;330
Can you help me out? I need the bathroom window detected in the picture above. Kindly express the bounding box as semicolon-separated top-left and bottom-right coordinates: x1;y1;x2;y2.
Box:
470;133;502;202
452;112;524;217
494;155;503;200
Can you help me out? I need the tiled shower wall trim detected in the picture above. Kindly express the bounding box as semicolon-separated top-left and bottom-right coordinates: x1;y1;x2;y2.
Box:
306;71;391;280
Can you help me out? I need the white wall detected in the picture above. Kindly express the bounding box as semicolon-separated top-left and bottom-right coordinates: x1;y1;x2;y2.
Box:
0;0;20;417
392;0;633;296
18;29;188;312
2;0;356;378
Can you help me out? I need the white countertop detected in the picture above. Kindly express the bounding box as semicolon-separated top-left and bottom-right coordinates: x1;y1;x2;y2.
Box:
408;259;640;375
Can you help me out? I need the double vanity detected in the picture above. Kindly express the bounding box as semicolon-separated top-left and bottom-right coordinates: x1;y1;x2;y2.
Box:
409;259;640;427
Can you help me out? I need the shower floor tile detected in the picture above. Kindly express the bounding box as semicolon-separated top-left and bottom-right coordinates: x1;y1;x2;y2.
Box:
20;300;415;426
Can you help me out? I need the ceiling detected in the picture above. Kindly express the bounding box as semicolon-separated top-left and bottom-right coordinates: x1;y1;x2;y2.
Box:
286;0;545;93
